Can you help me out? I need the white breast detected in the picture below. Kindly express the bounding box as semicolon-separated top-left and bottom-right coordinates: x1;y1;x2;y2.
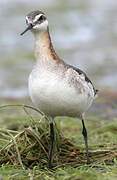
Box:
28;66;95;117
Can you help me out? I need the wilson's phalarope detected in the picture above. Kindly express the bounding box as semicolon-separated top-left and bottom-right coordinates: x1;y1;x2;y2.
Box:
21;10;98;168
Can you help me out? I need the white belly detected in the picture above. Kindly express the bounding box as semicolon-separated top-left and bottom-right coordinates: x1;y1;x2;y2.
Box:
28;69;94;117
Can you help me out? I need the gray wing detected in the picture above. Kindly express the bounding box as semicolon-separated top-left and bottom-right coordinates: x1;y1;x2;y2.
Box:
66;64;98;96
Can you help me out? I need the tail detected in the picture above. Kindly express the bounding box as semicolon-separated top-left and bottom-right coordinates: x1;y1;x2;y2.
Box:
94;89;99;98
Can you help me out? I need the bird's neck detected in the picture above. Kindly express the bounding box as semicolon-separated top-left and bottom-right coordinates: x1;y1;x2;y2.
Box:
33;28;60;64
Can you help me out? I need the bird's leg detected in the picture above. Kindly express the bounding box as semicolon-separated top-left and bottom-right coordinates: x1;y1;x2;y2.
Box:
81;116;90;164
48;120;55;168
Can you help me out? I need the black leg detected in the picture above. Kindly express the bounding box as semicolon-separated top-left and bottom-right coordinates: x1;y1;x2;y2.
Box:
81;117;90;163
48;122;54;168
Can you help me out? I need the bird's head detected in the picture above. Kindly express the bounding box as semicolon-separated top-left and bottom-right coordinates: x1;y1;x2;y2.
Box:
21;10;48;35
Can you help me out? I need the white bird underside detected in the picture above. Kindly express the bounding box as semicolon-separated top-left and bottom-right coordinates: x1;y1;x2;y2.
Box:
29;62;95;118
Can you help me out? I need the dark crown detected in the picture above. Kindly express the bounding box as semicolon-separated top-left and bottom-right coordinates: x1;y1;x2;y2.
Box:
26;10;45;20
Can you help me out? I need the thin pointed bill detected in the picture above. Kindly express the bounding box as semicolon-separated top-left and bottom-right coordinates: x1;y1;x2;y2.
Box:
20;24;33;35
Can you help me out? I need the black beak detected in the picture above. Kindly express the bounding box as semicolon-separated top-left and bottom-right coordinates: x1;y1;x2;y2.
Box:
20;23;33;36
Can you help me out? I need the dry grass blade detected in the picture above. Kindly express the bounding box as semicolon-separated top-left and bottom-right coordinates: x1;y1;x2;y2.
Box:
6;130;25;170
0;104;45;117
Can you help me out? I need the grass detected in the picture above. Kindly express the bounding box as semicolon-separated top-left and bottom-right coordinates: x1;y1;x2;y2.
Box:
0;104;117;179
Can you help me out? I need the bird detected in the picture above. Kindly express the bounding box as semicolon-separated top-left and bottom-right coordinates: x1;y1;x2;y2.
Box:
20;10;98;168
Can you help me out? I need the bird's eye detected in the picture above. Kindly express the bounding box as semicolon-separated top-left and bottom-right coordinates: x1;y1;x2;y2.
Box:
38;15;46;22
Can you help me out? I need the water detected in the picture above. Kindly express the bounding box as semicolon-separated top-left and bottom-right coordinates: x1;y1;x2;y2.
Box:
0;0;117;98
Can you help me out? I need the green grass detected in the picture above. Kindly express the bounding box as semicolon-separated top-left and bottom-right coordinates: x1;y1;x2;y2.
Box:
0;162;117;180
0;106;117;179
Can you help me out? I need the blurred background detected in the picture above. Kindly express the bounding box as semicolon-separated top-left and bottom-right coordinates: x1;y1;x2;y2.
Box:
0;0;117;119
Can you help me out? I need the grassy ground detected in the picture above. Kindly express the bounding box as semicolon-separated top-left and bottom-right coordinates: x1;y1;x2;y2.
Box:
0;101;117;179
